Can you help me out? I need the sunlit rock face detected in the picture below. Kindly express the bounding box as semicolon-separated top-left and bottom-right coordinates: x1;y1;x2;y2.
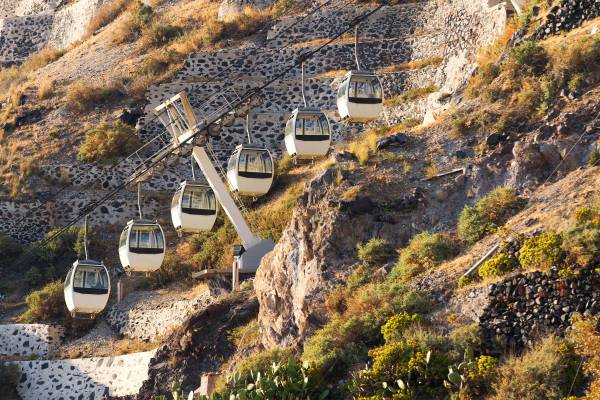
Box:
217;0;275;21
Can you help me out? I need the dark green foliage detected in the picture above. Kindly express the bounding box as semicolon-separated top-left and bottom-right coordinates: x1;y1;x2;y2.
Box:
147;24;183;47
458;187;521;244
357;238;394;267
303;280;431;378
0;363;20;399
199;359;328;400
19;281;94;336
390;231;456;280
0;233;22;276
511;42;549;76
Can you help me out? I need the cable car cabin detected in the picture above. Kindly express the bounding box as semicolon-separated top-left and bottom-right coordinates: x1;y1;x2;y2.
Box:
119;220;165;273
64;260;110;318
337;70;384;122
285;108;332;159
227;144;274;196
171;181;218;233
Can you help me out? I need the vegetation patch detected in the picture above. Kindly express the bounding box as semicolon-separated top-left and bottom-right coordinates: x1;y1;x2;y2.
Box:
66;80;125;111
458;187;522;244
385;84;438;107
518;231;564;271
491;336;583;400
390;231;456;280
78;121;141;162
478;253;518;279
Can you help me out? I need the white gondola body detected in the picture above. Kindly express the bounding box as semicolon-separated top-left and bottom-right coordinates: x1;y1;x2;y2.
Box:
171;182;218;233
64;260;110;317
227;145;274;196
118;220;166;273
285;108;331;158
337;71;384;122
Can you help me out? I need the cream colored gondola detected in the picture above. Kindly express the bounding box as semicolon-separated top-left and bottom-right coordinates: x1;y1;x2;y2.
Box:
64;216;110;319
171;159;218;233
119;183;165;273
336;25;384;122
226;114;274;196
285;62;332;158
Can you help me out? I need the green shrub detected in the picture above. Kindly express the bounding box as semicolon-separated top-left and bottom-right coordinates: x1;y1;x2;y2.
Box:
303;281;430;376
458;205;495;245
357;238;394;267
381;312;421;343
199;358;328;400
78;121;141;162
145;24;183;47
478;253;518;279
448;323;482;355
457;275;475;288
562;223;600;266
0;233;21;270
458;187;521;244
19;281;94;335
216;347;294;393
491;336;583;400
445;350;498;400
146;252;191;289
0;363;20;399
19;281;64;323
349;329;453;399
511;42;549;76
567;73;585;93
518;232;564;271
390;232;456;280
588;149;600;167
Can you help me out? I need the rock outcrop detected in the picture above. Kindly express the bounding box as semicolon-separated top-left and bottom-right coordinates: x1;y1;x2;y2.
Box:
137;288;259;398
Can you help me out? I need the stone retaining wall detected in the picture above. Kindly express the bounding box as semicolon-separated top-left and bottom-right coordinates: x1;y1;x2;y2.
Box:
0;324;64;359
13;350;155;399
105;287;218;341
532;0;600;40
0;0;109;65
479;266;600;350
0;191;162;243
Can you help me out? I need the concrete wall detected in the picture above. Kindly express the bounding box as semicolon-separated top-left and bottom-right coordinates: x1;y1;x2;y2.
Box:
14;350;155;399
0;324;64;359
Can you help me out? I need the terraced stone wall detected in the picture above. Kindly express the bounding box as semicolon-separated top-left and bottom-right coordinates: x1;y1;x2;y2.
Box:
0;0;109;65
0;324;64;359
14;350;155;399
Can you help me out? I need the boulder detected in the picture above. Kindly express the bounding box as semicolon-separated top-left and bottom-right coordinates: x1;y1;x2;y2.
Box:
376;133;409;151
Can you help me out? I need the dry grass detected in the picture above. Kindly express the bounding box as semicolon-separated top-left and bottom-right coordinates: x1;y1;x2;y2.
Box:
22;47;65;71
347;129;380;166
66;79;124;111
377;56;443;73
37;78;55;100
385;84;438;107
569;317;600;399
86;0;130;36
